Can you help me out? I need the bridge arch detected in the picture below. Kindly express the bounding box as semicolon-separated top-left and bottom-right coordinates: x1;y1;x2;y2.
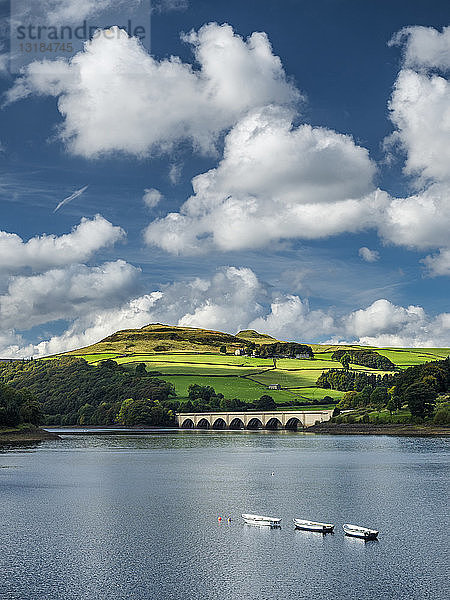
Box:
196;418;210;429
229;417;244;430
285;417;302;430
212;417;227;430
247;418;263;430
181;418;194;429
266;417;283;430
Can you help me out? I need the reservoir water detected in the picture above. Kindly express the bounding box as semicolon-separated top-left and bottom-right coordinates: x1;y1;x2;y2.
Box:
0;431;448;600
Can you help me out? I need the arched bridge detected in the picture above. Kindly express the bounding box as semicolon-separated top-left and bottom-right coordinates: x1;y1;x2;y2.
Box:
175;410;333;430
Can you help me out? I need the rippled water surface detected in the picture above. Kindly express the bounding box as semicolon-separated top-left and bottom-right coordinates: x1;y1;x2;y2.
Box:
0;431;448;600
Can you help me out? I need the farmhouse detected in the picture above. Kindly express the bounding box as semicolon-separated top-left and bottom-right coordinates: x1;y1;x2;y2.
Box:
295;352;311;359
268;384;282;390
234;348;246;356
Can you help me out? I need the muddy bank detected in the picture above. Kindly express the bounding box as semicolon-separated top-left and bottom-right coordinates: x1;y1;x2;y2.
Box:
307;422;449;437
0;426;60;445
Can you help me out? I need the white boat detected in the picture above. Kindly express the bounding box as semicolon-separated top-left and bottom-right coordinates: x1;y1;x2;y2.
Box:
343;524;378;540
293;518;334;533
242;513;281;527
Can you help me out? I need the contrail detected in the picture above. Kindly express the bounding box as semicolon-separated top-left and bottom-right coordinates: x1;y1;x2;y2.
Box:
54;185;89;212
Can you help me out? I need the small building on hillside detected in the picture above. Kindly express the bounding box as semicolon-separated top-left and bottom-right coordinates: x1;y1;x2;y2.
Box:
234;348;246;356
295;352;311;359
268;383;282;390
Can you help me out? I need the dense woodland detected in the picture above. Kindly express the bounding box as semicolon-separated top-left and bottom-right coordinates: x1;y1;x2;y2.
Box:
317;370;393;392
0;381;42;427
321;358;450;424
0;358;176;426
251;342;314;358
331;349;395;370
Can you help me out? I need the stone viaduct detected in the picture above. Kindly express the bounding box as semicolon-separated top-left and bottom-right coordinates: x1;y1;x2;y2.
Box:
175;410;333;430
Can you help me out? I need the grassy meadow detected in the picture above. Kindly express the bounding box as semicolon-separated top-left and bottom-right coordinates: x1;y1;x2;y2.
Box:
53;325;449;409
110;352;347;403
55;350;399;406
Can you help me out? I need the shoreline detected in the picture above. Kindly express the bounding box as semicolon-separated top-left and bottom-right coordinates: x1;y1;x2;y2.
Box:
306;422;450;437
3;423;448;441
43;425;175;436
0;426;61;445
41;423;450;438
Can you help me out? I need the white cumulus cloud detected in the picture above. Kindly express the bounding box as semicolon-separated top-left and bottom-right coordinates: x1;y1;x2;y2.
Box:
343;299;450;347
0;214;139;356
6;23;299;158
387;68;450;183
0;215;125;272
142;26;450;266
381;26;450;273
378;183;450;250
344;299;425;339
145;106;380;253
421;248;450;277
0;260;141;330
390;26;450;71
248;295;335;343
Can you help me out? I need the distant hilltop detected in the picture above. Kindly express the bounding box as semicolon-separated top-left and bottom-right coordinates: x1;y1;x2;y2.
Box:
236;330;280;344
60;322;383;358
59;322;450;358
62;323;286;356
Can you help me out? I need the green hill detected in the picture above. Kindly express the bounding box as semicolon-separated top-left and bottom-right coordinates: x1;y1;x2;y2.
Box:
54;323;450;408
19;323;450;422
63;323;450;364
66;323;247;355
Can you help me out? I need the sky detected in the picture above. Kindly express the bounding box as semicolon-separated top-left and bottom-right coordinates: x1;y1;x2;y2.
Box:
0;0;449;357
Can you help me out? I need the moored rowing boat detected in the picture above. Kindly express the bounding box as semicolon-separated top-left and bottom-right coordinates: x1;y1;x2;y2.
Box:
242;513;281;527
343;524;378;539
293;518;334;533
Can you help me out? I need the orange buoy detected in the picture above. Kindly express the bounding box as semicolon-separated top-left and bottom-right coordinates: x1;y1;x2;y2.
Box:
218;516;222;522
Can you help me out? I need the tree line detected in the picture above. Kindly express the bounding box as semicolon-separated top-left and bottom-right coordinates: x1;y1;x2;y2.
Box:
251;342;314;358
331;349;395;370
316;369;393;392
177;384;278;412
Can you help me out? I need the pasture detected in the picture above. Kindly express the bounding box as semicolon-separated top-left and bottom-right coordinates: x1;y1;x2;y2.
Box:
373;347;449;368
54;344;448;406
75;352;355;403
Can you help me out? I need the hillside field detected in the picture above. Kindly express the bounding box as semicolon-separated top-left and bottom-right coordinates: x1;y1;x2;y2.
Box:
55;325;449;406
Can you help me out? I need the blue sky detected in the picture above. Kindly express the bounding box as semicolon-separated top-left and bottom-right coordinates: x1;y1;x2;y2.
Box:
0;0;449;356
